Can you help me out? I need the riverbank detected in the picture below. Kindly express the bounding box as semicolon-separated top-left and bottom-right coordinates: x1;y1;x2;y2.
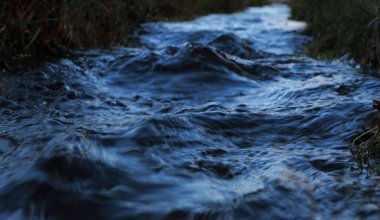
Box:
290;0;380;171
0;0;266;56
289;0;379;68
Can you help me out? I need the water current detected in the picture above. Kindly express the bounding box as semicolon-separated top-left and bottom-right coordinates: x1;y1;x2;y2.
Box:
1;4;380;220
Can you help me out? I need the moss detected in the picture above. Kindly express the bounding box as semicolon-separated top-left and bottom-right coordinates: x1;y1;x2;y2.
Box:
0;0;267;56
289;0;380;68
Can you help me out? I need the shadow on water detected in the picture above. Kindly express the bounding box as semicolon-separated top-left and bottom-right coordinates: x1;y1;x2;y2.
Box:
1;3;380;220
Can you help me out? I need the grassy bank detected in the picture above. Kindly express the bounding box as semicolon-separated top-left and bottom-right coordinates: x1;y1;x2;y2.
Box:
289;0;380;68
0;0;266;55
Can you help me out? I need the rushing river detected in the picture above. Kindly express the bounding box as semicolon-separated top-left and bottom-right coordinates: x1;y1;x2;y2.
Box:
1;4;380;220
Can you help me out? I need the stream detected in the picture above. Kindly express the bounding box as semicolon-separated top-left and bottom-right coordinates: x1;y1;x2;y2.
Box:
1;3;380;220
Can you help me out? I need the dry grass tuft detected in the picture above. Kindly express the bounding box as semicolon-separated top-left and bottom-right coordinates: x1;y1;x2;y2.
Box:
351;100;380;173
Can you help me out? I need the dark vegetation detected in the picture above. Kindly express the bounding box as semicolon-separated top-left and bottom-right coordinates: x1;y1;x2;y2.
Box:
0;0;266;55
350;100;380;173
289;0;380;68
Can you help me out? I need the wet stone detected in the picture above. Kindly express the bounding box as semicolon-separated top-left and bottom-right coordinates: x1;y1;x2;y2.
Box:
336;85;351;95
47;82;65;91
66;91;77;99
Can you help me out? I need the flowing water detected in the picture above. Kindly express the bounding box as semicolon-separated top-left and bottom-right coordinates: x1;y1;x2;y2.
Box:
1;4;380;220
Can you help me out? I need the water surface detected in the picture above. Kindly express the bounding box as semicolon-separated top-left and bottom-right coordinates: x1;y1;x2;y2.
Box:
1;4;380;220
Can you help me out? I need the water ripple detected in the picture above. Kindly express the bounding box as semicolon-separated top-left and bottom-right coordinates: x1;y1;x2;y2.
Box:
0;3;379;220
